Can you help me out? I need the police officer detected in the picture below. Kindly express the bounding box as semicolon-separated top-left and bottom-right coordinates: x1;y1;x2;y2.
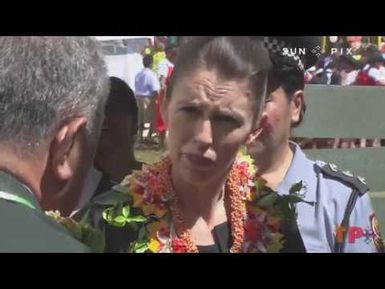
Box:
247;36;384;252
0;37;109;252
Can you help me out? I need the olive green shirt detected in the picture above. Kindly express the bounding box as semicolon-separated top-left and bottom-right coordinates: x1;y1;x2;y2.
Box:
0;171;90;253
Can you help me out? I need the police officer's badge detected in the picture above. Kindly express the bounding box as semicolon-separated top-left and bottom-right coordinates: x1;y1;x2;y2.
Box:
329;163;338;172
370;213;385;253
357;176;367;185
342;170;354;177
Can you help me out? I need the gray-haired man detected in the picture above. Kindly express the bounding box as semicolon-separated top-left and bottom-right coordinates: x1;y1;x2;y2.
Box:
0;37;109;252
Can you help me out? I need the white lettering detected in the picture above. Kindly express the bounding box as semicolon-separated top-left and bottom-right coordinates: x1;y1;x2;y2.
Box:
298;48;306;55
345;48;353;55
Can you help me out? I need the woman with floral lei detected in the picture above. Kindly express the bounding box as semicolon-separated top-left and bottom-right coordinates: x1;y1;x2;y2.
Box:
75;36;310;253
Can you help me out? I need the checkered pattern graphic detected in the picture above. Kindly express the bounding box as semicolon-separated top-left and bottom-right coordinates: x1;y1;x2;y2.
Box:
263;37;286;54
263;36;305;71
287;53;305;71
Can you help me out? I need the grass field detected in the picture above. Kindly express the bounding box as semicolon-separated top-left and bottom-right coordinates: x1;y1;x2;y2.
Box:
135;147;165;164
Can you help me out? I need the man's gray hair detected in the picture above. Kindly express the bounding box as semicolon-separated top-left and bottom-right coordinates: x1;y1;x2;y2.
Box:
0;36;109;155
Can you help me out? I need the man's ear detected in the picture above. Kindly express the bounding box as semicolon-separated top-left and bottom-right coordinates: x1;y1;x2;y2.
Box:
245;114;268;145
50;117;87;181
291;90;304;125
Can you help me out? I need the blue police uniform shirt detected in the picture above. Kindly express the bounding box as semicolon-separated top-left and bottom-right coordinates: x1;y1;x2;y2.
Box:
276;142;383;253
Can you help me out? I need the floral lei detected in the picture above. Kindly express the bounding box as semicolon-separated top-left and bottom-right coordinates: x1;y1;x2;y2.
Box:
97;153;312;253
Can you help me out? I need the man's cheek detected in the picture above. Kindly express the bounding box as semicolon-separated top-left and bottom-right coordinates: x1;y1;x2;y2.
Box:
263;112;281;133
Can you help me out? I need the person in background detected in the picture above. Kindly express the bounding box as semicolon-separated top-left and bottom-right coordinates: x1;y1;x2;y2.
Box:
135;54;161;144
367;51;385;86
94;77;143;183
0;36;109;252
153;40;167;76
340;55;359;86
247;36;384;253
73;76;144;221
155;44;178;149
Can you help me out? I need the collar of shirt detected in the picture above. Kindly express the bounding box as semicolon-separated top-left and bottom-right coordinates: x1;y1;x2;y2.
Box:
0;170;41;211
72;166;102;214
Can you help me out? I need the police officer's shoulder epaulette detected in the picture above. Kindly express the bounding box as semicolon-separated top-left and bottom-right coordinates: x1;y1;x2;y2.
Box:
317;162;369;196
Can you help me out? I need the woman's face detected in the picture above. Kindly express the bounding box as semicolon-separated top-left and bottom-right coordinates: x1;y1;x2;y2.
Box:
162;68;261;184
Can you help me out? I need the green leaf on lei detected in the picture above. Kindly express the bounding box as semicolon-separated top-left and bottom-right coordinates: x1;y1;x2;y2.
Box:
92;189;131;207
266;233;285;253
137;225;146;240
126;215;147;223
113;216;127;224
128;240;149;253
81;225;106;253
122;205;130;218
102;207;114;223
46;211;105;253
112;184;131;194
257;190;278;208
254;180;265;196
289;181;304;195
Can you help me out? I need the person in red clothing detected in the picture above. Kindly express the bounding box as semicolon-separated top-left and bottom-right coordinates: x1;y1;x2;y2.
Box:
155;45;178;149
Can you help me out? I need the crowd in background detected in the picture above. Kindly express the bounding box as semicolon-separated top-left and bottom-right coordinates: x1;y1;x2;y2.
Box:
305;36;385;87
132;36;385;150
296;36;385;149
133;36;178;149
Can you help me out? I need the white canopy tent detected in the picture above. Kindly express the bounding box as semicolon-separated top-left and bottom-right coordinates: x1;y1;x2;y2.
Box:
95;36;154;43
95;36;154;90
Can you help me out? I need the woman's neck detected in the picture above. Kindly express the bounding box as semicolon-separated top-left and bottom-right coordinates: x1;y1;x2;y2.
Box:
171;166;227;226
